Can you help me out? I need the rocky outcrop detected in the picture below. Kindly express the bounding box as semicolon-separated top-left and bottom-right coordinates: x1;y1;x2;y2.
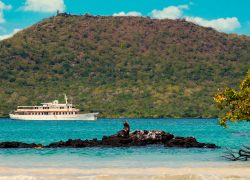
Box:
0;122;218;149
46;129;174;148
164;137;217;148
0;142;43;148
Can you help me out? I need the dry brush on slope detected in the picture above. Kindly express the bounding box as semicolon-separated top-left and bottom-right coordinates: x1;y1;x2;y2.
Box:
0;14;250;118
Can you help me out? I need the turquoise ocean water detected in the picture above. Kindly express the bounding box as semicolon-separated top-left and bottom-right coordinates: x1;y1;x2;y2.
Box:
0;118;249;168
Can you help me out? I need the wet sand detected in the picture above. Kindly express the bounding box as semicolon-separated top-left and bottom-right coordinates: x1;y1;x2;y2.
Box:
0;166;249;180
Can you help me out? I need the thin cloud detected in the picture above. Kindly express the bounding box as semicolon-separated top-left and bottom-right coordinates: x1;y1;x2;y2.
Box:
177;4;189;10
0;28;21;41
150;4;241;32
185;17;240;32
0;1;12;23
22;0;65;13
151;6;184;20
0;26;6;32
113;11;142;17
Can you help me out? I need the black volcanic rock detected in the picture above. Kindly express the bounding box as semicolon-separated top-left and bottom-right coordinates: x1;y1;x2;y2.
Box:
0;142;43;148
165;136;217;148
129;130;174;145
0;122;218;149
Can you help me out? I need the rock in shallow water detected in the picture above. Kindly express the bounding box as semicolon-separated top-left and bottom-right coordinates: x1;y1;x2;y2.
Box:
0;142;43;148
0;122;218;149
164;137;217;148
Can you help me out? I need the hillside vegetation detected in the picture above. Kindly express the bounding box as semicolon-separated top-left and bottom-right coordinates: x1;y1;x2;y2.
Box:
0;14;250;118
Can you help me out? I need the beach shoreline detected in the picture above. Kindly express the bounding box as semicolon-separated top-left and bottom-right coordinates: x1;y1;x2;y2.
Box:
0;166;249;180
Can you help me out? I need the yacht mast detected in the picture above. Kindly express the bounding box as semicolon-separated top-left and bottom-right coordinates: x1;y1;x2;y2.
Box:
64;94;68;104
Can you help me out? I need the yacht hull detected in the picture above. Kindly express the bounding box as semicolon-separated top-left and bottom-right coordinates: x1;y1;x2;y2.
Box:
9;113;98;121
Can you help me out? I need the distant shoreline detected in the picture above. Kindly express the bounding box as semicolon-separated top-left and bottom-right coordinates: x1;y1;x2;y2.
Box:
0;116;218;119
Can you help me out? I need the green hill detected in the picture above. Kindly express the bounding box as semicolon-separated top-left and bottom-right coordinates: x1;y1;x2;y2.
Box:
0;14;250;118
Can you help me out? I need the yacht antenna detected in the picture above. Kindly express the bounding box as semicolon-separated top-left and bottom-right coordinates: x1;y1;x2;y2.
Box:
64;94;68;104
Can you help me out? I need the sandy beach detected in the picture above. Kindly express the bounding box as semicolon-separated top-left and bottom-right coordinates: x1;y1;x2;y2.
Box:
0;166;249;180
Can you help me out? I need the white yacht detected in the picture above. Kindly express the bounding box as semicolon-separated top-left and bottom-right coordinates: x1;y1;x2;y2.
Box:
9;95;98;120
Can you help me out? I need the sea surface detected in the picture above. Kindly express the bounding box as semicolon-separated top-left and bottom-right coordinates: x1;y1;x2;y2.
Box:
0;118;249;169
